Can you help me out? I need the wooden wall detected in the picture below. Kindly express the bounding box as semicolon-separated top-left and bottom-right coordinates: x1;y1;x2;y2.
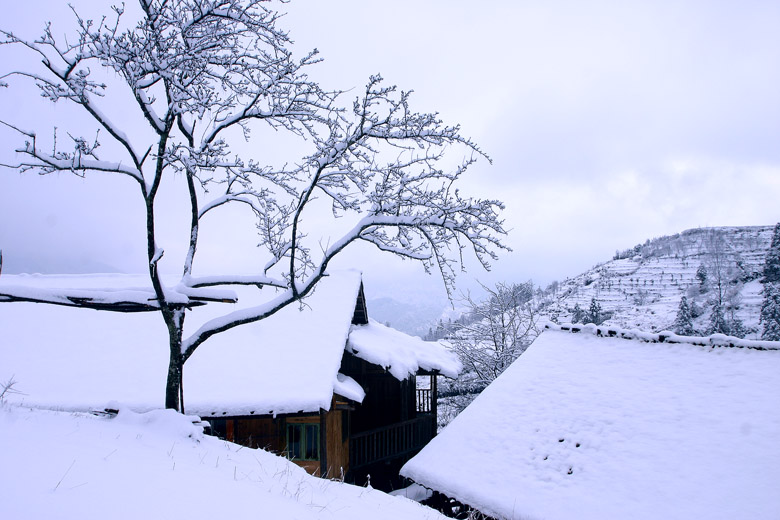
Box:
340;351;417;433
208;402;350;479
324;399;350;479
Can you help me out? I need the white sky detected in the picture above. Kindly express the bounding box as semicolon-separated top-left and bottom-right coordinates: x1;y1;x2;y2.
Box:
1;0;779;305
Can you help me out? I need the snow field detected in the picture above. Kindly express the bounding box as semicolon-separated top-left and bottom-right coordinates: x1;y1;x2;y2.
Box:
0;405;446;520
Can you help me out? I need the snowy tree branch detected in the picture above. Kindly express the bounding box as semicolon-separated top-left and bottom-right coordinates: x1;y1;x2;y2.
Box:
1;1;507;411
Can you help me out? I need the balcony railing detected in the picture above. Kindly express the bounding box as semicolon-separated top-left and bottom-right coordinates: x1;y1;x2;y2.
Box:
416;388;432;413
350;415;435;469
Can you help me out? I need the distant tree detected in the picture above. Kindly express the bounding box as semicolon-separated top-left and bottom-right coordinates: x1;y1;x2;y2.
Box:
0;0;506;411
585;297;603;325
760;283;780;341
700;229;748;337
696;264;708;289
709;302;729;335
449;281;540;388
724;283;747;338
763;223;780;284
727;316;748;339
633;289;650;306
571;303;585;324
702;229;741;309
673;296;694;336
689;300;703;318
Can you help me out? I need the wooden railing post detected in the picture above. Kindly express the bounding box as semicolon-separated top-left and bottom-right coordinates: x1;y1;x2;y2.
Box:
432;374;438;420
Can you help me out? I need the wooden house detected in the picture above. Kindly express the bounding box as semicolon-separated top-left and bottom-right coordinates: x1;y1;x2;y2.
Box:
201;278;456;488
0;270;459;490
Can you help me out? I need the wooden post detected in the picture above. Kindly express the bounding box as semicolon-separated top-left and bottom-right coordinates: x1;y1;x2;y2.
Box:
226;419;234;442
431;374;438;428
400;378;410;421
320;410;327;477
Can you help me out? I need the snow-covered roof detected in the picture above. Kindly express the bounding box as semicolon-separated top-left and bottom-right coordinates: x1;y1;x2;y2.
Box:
401;324;780;520
347;320;461;380
0;271;457;417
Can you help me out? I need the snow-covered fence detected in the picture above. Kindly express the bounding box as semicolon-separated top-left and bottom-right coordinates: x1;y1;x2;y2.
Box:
548;322;780;350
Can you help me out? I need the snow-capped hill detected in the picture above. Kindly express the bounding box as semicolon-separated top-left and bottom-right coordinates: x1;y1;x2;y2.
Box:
542;225;775;336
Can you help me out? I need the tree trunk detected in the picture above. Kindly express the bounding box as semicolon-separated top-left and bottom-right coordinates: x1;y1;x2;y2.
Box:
164;322;185;411
165;347;183;411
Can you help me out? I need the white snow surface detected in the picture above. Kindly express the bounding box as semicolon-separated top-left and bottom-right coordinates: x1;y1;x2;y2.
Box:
347;319;461;380
1;271;363;415
0;405;446;520
333;372;366;403
390;483;434;502
182;270;364;416
0;272;235;307
401;328;780;520
0;272;320;414
0;271;455;417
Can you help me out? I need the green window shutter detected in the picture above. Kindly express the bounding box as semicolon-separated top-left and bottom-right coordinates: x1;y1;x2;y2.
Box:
286;423;320;461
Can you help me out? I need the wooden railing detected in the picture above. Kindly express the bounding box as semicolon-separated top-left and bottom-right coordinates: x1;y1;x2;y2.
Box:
350;416;435;469
416;388;432;413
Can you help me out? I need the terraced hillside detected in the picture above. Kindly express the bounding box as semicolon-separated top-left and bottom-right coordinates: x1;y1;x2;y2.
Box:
541;226;774;336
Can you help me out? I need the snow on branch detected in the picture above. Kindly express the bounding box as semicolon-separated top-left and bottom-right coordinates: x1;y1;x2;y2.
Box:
1;1;508;411
0;285;202;312
274;75;507;296
0;279;244;312
182;274;286;290
0;122;144;182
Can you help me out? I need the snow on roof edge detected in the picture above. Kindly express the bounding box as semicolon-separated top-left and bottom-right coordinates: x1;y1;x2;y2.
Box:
545;321;780;350
347;320;462;380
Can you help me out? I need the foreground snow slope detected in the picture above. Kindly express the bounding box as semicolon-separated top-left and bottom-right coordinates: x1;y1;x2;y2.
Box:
0;406;445;520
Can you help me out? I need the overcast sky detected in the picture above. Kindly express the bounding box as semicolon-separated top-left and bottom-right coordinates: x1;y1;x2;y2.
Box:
1;0;779;305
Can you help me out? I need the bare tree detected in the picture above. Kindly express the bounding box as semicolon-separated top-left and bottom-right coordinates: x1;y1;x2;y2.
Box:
0;0;507;411
701;229;747;336
0;375;23;403
449;282;539;389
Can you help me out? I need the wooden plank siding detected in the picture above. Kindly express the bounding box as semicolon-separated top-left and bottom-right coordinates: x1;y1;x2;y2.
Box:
210;415;285;452
207;398;350;479
324;401;350;479
205;350;441;490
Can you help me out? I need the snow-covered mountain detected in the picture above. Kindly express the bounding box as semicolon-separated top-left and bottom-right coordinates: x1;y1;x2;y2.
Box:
366;297;452;337
540;225;774;336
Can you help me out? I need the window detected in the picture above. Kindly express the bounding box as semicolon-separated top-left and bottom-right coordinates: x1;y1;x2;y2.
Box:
286;423;319;460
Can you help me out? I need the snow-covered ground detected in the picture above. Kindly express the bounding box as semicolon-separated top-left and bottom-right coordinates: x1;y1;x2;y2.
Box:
0;404;445;519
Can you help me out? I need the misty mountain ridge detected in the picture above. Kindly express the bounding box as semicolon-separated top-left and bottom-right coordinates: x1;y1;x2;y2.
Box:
365;296;451;337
